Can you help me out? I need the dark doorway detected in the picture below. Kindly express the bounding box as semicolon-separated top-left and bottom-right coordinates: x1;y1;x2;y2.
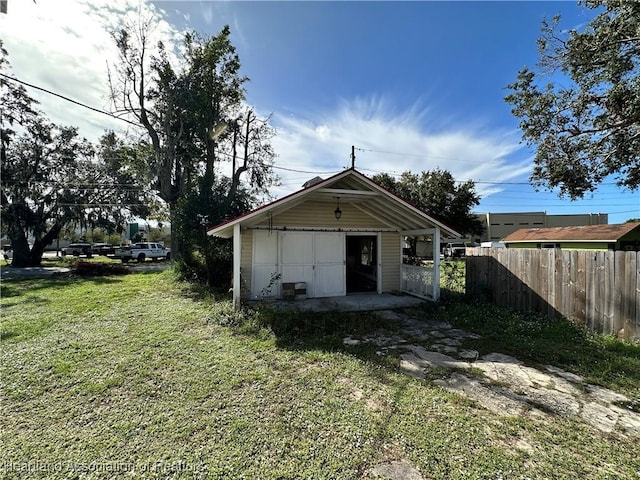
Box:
346;235;377;293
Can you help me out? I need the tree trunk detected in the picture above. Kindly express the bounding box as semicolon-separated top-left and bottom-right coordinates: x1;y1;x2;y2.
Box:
8;222;64;268
28;241;47;267
28;224;63;267
227;110;252;206
8;230;31;268
169;202;182;262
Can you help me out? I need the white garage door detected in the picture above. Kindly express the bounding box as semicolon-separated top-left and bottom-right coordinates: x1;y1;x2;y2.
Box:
313;232;346;297
252;231;345;299
280;231;315;297
252;230;279;299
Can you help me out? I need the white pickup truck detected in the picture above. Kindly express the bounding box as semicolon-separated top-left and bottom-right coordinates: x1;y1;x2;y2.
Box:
114;242;171;263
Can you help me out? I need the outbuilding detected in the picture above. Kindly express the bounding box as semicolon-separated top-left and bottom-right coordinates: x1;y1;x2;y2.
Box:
207;168;459;308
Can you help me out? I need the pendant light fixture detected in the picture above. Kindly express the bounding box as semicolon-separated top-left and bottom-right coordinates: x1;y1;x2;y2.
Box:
334;197;342;220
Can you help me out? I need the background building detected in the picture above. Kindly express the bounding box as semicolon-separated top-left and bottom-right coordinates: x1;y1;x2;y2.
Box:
502;222;640;251
441;211;608;250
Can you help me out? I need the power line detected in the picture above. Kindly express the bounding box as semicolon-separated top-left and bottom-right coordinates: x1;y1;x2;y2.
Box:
607;209;640;215
0;73;141;128
0;73;632;193
477;203;638;207
0;76;630;194
354;147;625;186
355;146;465;162
270;165;343;175
7;202;152;207
2;181;147;188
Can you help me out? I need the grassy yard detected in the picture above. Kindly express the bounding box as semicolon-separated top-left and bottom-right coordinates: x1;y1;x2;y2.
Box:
1;270;639;479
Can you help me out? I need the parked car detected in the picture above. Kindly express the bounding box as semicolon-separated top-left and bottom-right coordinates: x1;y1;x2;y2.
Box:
2;245;12;260
114;242;171;263
91;243;116;256
443;242;478;259
61;243;92;257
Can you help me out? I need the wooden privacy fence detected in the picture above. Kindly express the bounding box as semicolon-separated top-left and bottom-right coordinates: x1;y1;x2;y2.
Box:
465;248;639;340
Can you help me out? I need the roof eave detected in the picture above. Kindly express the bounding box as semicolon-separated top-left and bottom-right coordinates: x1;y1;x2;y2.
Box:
207;169;355;237
207;168;462;238
504;239;618;243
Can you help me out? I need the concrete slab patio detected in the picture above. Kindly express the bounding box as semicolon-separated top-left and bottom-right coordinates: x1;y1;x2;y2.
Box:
255;293;426;312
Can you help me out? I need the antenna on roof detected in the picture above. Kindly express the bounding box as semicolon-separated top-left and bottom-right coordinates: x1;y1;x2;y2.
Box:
351;145;355;169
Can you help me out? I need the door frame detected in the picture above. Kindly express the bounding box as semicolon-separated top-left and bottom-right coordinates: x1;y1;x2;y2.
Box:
345;232;382;294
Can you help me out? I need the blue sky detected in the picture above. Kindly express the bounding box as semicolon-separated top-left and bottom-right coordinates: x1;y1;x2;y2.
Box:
2;1;638;223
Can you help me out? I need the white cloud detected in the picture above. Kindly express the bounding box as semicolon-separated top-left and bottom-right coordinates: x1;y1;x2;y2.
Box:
1;1;531;209
269;97;532;200
0;0;183;142
201;3;213;25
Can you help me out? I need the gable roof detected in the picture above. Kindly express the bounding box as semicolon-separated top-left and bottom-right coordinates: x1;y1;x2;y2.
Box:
207;168;460;238
502;222;640;243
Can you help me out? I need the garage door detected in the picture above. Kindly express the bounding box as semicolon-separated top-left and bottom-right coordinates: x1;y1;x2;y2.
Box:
252;230;279;299
278;231;345;299
279;232;315;297
313;232;346;297
252;231;346;299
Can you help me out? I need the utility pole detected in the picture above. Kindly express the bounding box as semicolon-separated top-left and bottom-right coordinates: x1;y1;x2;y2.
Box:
351;145;355;169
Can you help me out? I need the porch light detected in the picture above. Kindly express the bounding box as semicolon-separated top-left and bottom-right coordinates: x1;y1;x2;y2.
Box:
334;197;342;220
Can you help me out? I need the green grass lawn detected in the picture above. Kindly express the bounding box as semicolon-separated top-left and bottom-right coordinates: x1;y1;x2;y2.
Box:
1;271;639;479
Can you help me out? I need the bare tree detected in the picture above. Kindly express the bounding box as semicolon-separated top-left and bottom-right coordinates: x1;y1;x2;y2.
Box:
108;20;276;265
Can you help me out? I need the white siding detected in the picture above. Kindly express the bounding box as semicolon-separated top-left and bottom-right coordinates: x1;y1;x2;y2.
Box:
245;200;403;297
257;201;389;229
381;232;401;292
240;230;252;298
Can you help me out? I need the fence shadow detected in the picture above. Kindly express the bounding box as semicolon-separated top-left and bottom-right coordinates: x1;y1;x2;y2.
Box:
465;248;638;341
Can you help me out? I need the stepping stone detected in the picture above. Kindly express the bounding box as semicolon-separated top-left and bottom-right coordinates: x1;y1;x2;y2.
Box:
585;385;629;404
615;409;640;436
430;344;459;354
404;346;469;370
458;349;479;360
438;337;462;347
434;373;528;416
544;365;584;384
581;401;620;433
369;459;426;480
399;353;428;379
447;328;471;338
376;310;403;321
480;352;523;364
424;320;453;330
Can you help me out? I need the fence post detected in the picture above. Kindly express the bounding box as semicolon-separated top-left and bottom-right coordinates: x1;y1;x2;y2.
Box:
623;251;637;339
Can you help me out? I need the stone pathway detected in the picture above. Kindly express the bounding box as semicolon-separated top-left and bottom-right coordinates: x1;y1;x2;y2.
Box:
353;310;640;479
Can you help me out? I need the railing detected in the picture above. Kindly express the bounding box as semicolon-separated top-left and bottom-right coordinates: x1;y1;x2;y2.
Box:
401;263;435;300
